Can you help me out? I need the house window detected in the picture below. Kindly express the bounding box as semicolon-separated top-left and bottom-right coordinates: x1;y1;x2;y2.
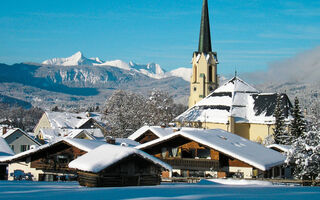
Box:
20;145;30;152
208;66;213;82
10;145;14;151
193;65;197;82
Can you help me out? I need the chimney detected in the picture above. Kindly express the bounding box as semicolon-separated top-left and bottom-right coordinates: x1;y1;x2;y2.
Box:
173;128;180;132
106;136;116;144
2;127;7;135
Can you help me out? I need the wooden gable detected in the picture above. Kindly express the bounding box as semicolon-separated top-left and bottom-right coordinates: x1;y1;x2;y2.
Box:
135;130;159;144
28;141;87;172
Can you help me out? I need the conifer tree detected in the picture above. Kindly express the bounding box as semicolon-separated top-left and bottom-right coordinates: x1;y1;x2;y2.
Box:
286;130;320;180
273;94;289;144
290;97;306;139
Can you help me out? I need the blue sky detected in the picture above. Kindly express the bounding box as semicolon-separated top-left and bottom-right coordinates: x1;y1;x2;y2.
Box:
1;0;320;75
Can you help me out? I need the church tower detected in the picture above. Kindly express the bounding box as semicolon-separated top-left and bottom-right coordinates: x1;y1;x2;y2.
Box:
189;0;218;108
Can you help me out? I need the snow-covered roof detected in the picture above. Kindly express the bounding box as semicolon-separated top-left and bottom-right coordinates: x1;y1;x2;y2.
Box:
136;128;285;171
0;137;14;159
128;126;174;141
40;128;104;143
68;144;172;173
45;111;103;129
114;138;140;147
2;128;41;146
267;144;291;153
175;77;292;124
82;129;104;139
66;129;95;140
0;138;106;163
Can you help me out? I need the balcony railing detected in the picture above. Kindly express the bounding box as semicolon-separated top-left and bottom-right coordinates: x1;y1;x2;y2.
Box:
160;158;219;171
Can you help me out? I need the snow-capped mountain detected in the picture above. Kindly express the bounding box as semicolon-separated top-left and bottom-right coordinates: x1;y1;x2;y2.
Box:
102;60;131;70
0;62;190;109
42;51;104;66
128;61;166;79
166;67;192;82
42;51;191;81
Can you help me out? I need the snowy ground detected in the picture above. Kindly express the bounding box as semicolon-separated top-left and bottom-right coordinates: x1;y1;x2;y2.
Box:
0;179;320;200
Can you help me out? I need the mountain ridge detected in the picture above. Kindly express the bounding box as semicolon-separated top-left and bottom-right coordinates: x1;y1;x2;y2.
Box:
0;62;189;109
42;51;191;81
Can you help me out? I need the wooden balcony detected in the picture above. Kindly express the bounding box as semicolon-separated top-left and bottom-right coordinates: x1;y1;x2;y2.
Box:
160;158;219;171
31;162;71;172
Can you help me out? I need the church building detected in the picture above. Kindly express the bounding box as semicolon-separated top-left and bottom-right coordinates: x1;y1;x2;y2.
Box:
177;0;293;143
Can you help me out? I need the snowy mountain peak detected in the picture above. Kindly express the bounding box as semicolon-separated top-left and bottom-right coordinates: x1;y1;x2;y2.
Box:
42;51;103;66
102;60;131;70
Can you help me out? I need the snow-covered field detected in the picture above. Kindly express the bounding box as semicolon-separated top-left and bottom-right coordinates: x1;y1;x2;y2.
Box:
0;180;320;200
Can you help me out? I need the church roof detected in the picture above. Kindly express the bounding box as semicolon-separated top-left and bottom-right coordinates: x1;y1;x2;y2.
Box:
198;0;212;53
175;77;292;124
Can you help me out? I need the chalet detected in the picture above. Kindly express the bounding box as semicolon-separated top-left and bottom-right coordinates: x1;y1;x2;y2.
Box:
33;111;107;141
69;144;171;187
0;138;105;181
0;138;14;180
136;128;286;179
1;128;41;154
175;77;293;142
128;126;174;144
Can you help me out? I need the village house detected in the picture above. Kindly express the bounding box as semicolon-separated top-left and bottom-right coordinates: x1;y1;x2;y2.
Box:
136;128;286;179
69;144;171;187
33;111;107;142
0;137;14;180
0;138;106;181
175;77;293;142
128;126;174;144
1;128;41;154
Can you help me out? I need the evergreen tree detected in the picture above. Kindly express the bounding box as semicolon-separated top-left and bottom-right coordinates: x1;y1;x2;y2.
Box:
286;130;320;181
273;94;290;144
290;97;306;139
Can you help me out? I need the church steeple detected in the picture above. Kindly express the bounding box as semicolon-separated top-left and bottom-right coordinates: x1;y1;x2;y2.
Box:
198;0;212;53
189;0;218;108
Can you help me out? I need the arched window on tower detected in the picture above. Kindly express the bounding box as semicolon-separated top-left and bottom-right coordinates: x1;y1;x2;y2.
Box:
193;65;197;82
208;66;213;82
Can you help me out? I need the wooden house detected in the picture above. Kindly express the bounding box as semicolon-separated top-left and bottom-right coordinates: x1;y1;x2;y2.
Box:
1;128;41;154
136;128;286;179
1;138;105;181
69;144;171;187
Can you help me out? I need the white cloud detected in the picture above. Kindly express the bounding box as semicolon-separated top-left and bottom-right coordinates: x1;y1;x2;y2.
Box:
243;46;320;84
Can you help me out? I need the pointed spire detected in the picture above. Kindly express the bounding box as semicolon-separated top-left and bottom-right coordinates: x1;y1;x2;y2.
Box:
198;0;212;53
